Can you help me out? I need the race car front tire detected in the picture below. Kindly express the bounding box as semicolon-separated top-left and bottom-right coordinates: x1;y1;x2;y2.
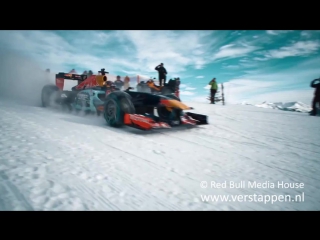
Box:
157;107;182;125
103;92;135;127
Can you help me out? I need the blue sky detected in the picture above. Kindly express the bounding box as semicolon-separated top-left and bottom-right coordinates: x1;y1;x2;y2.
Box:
0;30;319;104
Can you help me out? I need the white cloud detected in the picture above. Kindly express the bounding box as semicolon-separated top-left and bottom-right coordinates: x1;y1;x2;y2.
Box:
212;43;259;61
300;31;312;38
180;91;195;96
242;69;262;75
266;30;278;35
231;31;242;36
236;33;273;47
120;30;218;73
266;30;293;35
223;65;240;69
265;40;320;59
185;87;196;90
239;58;249;63
253;57;268;61
0;30;138;74
293;56;320;68
222;79;284;104
0;30;221;77
196;76;204;78
191;96;208;103
247;89;314;105
238;60;259;68
220;58;320;104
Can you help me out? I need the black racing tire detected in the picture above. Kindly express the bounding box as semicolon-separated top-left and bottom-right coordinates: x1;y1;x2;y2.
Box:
157;106;171;119
41;84;59;107
103;92;135;127
157;107;182;123
157;94;181;122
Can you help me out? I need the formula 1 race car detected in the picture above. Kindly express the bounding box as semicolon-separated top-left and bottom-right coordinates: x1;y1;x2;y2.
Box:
97;89;208;130
41;69;208;130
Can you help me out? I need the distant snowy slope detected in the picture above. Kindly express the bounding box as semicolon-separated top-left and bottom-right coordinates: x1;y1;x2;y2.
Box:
250;101;313;113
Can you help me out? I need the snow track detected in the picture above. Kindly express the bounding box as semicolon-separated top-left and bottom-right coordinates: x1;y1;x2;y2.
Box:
0;100;320;210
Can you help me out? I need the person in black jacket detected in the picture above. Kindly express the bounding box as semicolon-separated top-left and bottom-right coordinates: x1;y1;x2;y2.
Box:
310;78;320;116
155;63;167;86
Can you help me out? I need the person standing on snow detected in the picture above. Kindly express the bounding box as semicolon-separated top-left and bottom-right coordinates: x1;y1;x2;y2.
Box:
209;78;218;104
310;77;320;116
155;63;167;86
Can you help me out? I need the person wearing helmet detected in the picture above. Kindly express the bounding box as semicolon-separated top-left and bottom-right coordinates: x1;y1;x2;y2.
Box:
310;77;320;116
114;75;124;90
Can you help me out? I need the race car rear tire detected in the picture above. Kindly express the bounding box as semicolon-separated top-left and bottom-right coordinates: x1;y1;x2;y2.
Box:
103;92;135;127
41;84;59;107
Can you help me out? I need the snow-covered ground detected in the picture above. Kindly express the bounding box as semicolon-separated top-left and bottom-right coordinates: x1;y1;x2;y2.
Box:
0;98;320;210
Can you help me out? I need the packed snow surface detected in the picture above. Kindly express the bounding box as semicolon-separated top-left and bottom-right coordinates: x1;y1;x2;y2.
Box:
0;99;319;210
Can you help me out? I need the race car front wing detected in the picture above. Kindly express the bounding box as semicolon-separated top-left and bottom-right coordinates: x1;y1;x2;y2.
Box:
123;112;208;130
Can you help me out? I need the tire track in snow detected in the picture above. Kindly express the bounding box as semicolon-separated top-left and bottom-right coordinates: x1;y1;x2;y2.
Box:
2;101;320;210
0;170;34;210
0;106;186;210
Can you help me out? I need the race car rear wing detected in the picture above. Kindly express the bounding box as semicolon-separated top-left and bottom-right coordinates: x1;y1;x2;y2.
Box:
55;72;88;90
